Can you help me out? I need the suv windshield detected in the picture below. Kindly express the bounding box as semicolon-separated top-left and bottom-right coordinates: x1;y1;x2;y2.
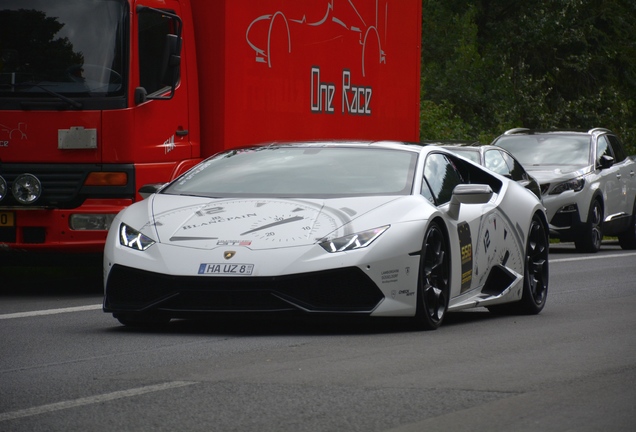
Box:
0;0;126;98
164;146;418;198
496;135;591;167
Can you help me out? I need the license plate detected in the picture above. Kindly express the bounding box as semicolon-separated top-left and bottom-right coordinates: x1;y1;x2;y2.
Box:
198;263;254;275
0;211;15;227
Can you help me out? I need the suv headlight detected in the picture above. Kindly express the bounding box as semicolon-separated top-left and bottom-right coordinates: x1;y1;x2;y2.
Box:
119;223;156;251
550;177;585;195
319;226;389;253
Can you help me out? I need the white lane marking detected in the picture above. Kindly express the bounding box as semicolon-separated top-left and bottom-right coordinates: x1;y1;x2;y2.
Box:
0;381;197;422
550;251;636;263
0;304;102;320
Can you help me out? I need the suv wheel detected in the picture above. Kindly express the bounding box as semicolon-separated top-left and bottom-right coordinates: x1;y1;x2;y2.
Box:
618;200;636;250
575;200;603;253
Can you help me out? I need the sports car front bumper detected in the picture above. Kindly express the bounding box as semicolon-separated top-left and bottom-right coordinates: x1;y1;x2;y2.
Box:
104;264;385;315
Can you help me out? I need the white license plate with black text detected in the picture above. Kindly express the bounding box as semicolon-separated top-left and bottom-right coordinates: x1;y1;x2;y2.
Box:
198;263;254;275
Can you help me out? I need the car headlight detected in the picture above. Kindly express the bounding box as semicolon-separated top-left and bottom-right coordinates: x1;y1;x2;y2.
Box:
119;223;156;251
319;225;389;253
550;177;585;195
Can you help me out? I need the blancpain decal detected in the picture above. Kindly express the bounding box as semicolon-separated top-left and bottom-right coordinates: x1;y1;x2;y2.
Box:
181;213;258;230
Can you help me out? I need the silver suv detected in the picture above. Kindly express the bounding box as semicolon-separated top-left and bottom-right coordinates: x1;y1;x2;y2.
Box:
493;128;636;252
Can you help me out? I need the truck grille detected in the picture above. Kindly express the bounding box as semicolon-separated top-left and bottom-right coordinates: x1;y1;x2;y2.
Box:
0;164;135;208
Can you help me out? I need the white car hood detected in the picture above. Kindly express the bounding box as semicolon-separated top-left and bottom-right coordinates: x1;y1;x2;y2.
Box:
525;165;590;183
146;195;404;250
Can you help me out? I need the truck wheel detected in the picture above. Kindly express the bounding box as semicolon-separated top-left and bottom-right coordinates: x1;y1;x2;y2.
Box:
575;200;602;253
618;200;636;250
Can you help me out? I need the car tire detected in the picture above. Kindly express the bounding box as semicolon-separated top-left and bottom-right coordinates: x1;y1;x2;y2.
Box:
115;313;171;328
618;199;636;250
488;213;549;315
575;199;603;253
414;221;450;330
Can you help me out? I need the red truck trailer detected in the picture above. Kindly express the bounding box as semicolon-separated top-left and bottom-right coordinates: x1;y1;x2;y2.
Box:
0;0;422;253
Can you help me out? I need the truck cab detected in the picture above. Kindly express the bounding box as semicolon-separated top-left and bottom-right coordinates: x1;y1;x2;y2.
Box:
0;0;197;252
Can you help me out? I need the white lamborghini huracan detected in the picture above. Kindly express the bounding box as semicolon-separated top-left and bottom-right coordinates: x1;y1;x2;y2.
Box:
103;141;549;330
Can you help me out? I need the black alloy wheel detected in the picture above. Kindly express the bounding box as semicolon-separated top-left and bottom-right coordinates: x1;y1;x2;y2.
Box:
575;200;602;253
488;213;549;315
415;221;450;330
618;199;636;250
518;214;549;314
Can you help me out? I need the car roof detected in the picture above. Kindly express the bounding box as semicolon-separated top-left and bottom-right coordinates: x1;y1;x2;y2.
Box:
501;127;612;137
420;140;481;147
246;140;425;152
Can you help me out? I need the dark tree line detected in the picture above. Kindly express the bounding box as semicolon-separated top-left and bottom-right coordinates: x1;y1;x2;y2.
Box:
420;0;636;154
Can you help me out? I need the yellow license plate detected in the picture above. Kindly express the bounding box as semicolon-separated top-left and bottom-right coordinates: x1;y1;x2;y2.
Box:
0;211;15;227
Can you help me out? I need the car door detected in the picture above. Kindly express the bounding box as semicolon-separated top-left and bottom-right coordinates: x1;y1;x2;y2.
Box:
422;152;495;296
607;135;636;216
596;135;624;219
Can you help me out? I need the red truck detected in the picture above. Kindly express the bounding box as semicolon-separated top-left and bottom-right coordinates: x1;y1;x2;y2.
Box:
0;0;422;253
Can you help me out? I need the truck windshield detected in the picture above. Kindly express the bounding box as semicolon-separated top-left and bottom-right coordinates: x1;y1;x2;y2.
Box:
0;0;126;99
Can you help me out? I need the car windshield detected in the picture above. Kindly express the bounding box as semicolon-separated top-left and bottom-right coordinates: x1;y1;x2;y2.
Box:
496;135;591;166
163;146;418;198
0;0;126;97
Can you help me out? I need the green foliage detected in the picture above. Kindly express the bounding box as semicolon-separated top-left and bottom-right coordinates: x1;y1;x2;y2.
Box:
420;0;636;154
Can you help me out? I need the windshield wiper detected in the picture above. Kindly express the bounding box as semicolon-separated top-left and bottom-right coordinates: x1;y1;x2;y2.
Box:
2;82;83;109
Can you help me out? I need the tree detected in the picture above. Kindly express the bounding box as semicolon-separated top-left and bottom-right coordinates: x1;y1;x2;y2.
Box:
420;0;636;154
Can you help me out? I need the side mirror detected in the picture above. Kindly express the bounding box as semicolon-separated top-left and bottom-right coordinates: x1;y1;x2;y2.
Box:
136;6;182;103
138;183;167;199
599;154;614;169
447;184;493;219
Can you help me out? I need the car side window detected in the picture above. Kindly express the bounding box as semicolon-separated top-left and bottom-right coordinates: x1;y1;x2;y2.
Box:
484;150;511;177
596;135;613;163
138;9;179;95
607;135;627;162
423;153;464;205
500;151;527;181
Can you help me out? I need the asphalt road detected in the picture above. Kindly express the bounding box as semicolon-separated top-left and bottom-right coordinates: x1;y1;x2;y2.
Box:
1;242;635;431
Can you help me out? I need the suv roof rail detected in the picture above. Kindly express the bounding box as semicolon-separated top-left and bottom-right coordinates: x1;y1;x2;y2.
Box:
504;128;530;135
588;127;611;134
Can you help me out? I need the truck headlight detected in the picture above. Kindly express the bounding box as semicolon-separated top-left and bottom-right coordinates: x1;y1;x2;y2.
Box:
119;223;155;251
319;225;389;253
12;173;42;204
0;176;7;201
550;178;584;195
